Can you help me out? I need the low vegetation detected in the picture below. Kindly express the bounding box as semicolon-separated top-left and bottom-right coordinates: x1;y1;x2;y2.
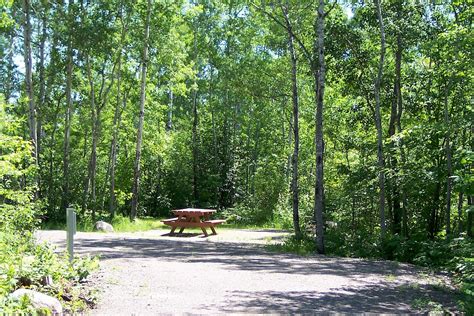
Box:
0;104;98;314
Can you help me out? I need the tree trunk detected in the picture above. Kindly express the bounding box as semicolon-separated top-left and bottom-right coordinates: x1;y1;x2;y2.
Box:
388;29;402;235
468;195;473;238
4;23;15;102
82;55;98;217
37;3;48;174
166;89;173;131
457;192;464;236
374;0;387;239
109;10;127;218
282;3;301;238
314;0;325;254
444;88;452;238
61;0;74;212
48;97;62;210
192;84;199;206
130;0;151;221
109;62;121;218
22;0;38;165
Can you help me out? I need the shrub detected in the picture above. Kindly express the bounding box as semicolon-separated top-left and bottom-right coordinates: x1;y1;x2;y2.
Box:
0;101;98;313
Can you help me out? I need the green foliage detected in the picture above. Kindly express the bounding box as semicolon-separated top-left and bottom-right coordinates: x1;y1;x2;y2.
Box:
0;103;38;233
0;232;99;313
0;100;98;313
0;1;472;312
267;234;316;256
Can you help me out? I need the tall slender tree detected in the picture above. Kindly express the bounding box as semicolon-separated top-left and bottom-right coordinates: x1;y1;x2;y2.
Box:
22;0;37;164
374;0;387;238
61;0;75;211
130;0;152;221
314;0;326;254
281;2;301;238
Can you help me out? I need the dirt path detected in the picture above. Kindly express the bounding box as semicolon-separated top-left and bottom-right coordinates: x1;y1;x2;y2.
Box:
36;229;459;314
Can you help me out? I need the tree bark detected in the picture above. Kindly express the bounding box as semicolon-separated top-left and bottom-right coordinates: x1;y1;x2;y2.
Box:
374;0;387;239
22;0;38;164
130;0;151;221
281;3;301;238
37;3;48;174
457;192;464;236
444;86;452;238
166;89;173;132
314;0;325;254
388;30;402;235
61;0;74;212
109;9;128;218
82;55;101;219
468;195;473;238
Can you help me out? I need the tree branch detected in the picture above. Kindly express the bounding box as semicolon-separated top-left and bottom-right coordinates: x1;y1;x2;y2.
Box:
251;1;313;64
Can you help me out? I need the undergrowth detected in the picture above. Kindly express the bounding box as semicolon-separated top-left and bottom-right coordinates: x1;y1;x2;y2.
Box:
0;231;99;313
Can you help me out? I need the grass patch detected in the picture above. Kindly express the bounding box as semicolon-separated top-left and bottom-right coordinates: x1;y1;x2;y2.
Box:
112;216;167;232
42;215;280;233
266;234;315;256
42;215;168;232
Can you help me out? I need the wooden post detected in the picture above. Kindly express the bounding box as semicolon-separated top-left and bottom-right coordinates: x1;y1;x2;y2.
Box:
67;207;76;262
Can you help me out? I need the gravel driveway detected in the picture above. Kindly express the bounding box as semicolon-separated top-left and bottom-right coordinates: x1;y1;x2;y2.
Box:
36;229;459;314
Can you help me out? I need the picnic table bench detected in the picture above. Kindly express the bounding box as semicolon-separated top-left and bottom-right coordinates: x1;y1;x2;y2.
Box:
162;208;226;237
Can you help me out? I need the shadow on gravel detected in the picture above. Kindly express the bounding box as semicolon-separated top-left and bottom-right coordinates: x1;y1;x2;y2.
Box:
72;235;458;313
74;236;414;278
161;233;203;238
199;285;458;314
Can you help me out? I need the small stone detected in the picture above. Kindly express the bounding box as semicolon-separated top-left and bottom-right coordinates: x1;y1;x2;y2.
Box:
94;221;114;232
10;289;62;314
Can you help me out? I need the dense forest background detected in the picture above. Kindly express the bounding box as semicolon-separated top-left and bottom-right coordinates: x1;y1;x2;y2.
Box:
1;0;473;253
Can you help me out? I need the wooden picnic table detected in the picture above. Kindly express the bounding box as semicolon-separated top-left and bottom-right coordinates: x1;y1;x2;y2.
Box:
162;208;226;237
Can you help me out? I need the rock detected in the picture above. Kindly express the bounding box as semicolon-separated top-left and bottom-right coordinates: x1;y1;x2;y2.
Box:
10;289;62;314
94;220;114;232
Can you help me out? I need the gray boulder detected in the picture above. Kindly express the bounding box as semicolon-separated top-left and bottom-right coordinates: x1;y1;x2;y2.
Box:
10;289;62;314
94;220;114;232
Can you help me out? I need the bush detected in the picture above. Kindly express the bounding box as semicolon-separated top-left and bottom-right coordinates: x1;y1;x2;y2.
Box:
0;101;98;314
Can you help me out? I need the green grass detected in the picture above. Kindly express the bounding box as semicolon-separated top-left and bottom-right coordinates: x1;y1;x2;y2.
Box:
41;215;168;232
265;234;316;256
41;215;279;233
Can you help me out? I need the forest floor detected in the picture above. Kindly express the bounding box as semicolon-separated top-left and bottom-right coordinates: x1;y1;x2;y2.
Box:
36;229;461;314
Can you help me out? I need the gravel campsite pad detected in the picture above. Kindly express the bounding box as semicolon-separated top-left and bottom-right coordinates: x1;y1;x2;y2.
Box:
36;230;460;314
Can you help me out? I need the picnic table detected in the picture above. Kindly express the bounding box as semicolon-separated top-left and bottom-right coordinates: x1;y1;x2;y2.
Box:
162;208;226;237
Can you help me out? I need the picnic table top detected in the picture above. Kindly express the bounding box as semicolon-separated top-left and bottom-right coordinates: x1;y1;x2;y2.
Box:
172;208;216;216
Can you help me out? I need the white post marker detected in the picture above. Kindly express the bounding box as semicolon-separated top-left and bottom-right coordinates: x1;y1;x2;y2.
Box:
66;208;77;263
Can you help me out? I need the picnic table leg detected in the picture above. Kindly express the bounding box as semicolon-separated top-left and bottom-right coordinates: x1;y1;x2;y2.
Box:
170;226;177;234
210;226;217;235
178;227;185;234
201;227;208;237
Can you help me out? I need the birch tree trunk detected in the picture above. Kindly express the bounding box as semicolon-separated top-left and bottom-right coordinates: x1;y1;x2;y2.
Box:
468;195;473;237
192;29;199;206
166;89;173;132
281;3;301;238
61;0;74;211
37;3;48;171
109;10;127;218
22;0;37;164
444;86;452;238
374;0;387;238
314;0;325;254
130;0;151;220
457;192;464;236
